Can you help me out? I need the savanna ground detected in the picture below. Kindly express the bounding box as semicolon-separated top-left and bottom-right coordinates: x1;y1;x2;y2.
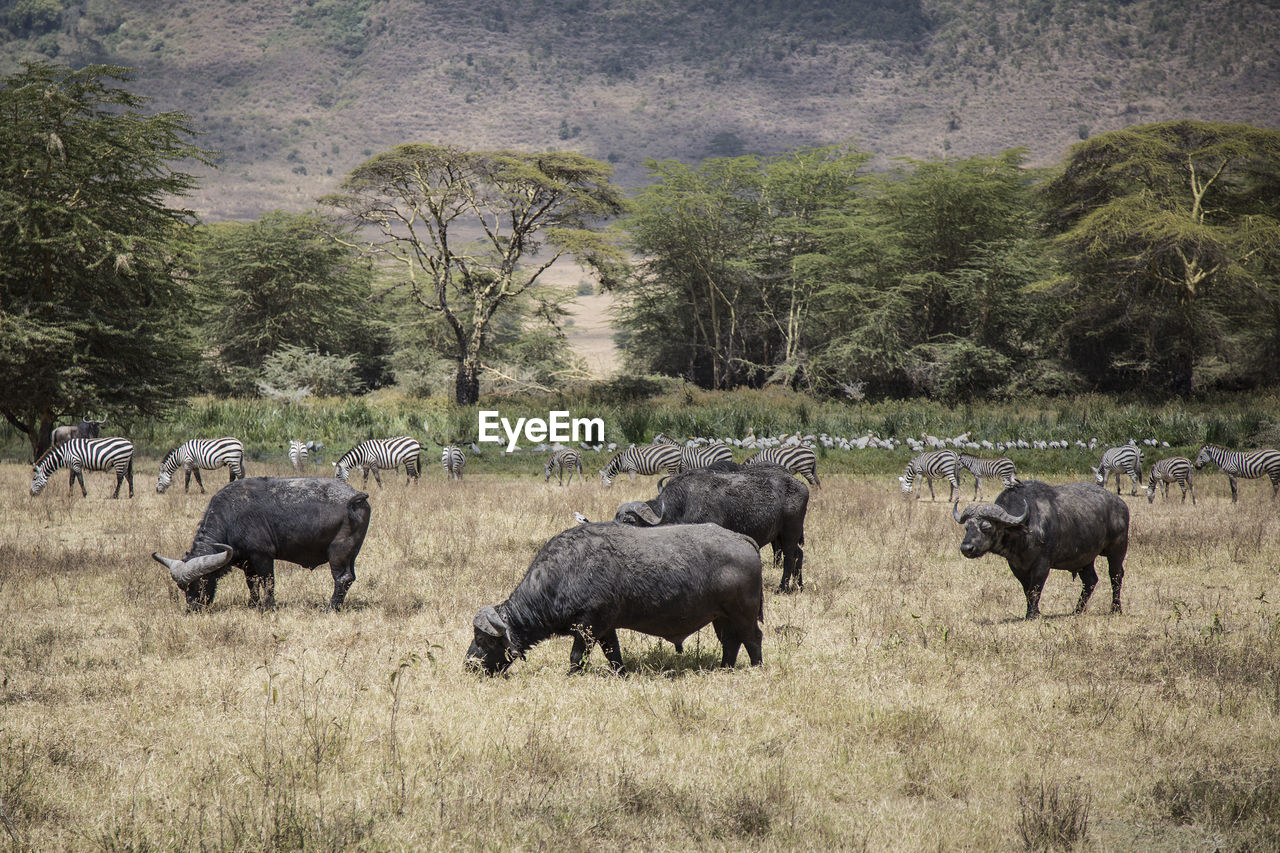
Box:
1;456;1278;851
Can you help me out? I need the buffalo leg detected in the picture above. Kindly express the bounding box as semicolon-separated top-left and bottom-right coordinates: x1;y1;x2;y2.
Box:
778;542;804;593
327;561;355;611
192;468;205;494
568;631;595;672
712;619;740;667
1106;548;1125;614
245;556;276;608
1020;562;1051;618
599;630;626;673
1074;561;1098;614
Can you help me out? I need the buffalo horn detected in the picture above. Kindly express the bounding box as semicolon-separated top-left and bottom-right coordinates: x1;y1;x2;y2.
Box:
474;605;507;638
152;544;235;585
955;500;1028;526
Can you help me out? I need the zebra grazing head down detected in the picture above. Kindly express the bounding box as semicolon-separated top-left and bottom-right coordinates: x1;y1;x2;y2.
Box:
599;444;682;486
30;437;135;499
333;437;422;487
1091;445;1143;496
156;438;246;494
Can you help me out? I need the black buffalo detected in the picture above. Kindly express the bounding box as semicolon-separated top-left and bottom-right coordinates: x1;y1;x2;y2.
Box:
954;480;1129;619
467;522;763;675
152;477;371;610
613;462;808;592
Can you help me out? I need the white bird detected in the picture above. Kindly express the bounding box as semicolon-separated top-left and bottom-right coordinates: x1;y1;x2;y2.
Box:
573;511;590;525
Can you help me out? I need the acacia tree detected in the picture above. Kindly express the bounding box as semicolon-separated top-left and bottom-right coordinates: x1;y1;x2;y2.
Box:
1041;120;1280;393
323;145;625;404
0;61;207;458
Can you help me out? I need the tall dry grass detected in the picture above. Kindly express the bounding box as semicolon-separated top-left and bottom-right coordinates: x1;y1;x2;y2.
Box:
1;459;1278;850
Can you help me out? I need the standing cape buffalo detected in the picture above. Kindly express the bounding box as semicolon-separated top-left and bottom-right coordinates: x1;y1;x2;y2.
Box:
953;480;1129;619
466;522;764;675
152;477;371;610
612;462;809;592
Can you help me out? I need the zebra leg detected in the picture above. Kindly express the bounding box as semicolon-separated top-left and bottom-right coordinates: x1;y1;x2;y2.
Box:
124;459;134;498
973;476;981;501
1229;475;1238;503
192;468;205;494
1074;561;1098;614
370;467;383;488
926;476;936;501
1271;475;1279;499
68;467;80;496
1188;480;1196;505
111;466;125;499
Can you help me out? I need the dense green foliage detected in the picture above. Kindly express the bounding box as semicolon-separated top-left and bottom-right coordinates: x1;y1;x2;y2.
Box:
618;125;1280;399
184;209;390;395
1041;121;1280;393
0;61;207;457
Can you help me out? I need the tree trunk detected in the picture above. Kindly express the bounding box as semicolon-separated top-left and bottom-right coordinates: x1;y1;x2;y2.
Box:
455;358;480;406
30;408;55;462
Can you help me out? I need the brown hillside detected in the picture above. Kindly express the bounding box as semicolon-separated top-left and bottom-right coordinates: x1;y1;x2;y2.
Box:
3;0;1278;219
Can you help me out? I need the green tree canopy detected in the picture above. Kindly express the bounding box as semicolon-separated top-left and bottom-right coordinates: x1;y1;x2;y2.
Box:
1040;120;1280;393
0;61;208;457
187;209;390;395
816;150;1051;399
620;145;870;389
323;144;625;404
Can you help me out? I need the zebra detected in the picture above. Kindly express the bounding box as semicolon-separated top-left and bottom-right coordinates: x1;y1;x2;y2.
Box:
1092;446;1143;496
600;444;682;485
544;447;583;485
745;445;821;487
333;436;422;486
676;443;734;473
442;445;466;481
1145;456;1196;505
288;440;313;472
957;453;1019;500
651;433;680;446
30;437;135;498
1194;443;1280;503
157;437;246;494
898;449;960;500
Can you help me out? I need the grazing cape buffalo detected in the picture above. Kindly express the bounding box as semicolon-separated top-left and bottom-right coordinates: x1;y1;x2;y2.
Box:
466;522;763;675
152;477;371;611
953;480;1129;619
613;462;808;592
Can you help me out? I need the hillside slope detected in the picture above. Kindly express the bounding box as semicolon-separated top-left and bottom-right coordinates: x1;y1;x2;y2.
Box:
4;0;1278;219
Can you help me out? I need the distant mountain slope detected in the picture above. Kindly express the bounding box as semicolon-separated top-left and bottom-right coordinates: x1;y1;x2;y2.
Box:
4;0;1278;218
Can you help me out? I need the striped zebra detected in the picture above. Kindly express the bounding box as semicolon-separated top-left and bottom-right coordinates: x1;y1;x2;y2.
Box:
898;449;960;500
442;445;466;481
958;453;1019;500
1092;446;1143;496
157;437;246;494
745;445;821;487
1194;443;1280;503
288;440;312;472
677;443;734;473
30;437;135;498
600;444;682;485
333;436;422;487
544;448;583;485
1145;456;1195;505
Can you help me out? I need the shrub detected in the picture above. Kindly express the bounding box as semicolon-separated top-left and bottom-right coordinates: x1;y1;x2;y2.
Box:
257;346;363;398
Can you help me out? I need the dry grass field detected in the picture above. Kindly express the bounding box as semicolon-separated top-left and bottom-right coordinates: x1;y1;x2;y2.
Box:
1;459;1278;851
